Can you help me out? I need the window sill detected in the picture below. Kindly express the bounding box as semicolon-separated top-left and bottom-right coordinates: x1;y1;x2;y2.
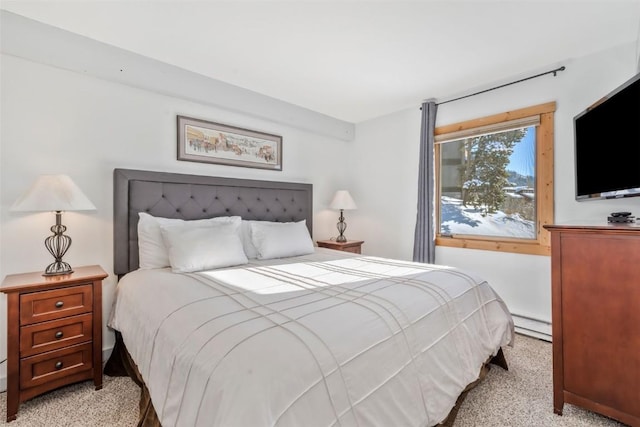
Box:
436;235;550;256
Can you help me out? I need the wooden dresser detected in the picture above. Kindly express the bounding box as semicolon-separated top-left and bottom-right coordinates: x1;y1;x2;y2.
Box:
545;225;640;427
1;265;108;422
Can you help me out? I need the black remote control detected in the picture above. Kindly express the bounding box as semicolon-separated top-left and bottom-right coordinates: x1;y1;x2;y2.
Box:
610;212;632;217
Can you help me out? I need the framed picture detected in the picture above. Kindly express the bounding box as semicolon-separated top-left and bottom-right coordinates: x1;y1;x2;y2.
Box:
177;115;282;171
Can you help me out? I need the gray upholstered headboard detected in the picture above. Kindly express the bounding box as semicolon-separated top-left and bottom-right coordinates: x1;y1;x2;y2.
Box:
113;168;313;276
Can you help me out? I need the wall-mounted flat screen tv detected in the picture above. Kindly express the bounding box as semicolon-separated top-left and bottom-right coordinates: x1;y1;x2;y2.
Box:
574;72;640;200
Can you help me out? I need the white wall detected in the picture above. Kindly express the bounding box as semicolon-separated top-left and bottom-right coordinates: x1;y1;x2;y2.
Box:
349;41;640;336
0;54;352;386
1;23;638;390
343;108;422;260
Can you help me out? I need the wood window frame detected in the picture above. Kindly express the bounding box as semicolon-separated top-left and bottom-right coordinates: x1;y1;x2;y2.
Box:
435;102;556;256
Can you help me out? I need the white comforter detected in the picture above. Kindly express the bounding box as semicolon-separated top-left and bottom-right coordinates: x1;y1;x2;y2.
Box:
109;249;514;427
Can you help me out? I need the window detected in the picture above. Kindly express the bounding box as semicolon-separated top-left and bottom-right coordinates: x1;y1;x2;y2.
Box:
435;102;555;255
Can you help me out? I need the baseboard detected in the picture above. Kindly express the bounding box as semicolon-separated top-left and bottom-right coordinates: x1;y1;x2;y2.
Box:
102;346;114;368
0;346;114;393
512;313;552;342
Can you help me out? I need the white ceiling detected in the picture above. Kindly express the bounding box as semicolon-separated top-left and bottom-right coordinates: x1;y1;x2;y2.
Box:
2;1;640;123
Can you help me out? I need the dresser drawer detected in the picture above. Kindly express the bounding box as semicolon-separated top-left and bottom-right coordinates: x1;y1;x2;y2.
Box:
341;246;361;254
20;313;93;357
20;284;93;325
20;342;93;390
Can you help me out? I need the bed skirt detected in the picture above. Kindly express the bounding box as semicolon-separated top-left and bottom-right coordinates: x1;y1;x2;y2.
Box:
104;331;508;427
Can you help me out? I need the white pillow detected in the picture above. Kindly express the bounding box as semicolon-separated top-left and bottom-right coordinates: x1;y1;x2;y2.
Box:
160;222;248;273
137;212;241;269
250;220;314;260
240;220;263;259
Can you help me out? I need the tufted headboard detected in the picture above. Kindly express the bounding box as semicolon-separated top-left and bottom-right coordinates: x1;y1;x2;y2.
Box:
113;168;313;276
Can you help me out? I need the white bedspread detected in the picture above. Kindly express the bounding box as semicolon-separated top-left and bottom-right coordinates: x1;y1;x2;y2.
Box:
109;249;514;427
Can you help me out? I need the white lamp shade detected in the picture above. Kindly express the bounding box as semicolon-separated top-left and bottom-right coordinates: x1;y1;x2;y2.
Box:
329;190;357;210
11;174;96;212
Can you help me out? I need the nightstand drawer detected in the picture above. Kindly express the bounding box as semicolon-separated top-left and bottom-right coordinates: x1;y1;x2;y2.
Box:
20;314;93;357
20;342;93;389
341;246;361;254
20;284;93;325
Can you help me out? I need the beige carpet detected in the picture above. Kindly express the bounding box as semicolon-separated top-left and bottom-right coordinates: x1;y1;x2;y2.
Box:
454;334;625;427
0;334;627;426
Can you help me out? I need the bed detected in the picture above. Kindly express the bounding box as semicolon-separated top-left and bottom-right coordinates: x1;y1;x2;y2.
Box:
105;168;514;427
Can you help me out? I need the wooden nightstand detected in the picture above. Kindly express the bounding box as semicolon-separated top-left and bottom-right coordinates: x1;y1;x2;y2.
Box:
1;265;108;422
317;239;364;254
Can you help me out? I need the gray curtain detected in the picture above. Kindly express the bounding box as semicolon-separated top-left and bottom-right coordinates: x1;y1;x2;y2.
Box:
413;100;438;264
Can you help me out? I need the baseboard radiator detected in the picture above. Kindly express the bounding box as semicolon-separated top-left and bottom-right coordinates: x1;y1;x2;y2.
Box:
512;313;552;341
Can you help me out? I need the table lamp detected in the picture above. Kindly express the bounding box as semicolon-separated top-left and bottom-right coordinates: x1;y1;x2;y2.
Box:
11;174;96;276
329;190;357;243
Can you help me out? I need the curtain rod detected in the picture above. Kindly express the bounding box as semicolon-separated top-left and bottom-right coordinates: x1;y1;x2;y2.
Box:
431;65;566;106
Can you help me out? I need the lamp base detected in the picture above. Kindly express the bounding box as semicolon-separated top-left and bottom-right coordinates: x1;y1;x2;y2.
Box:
43;261;73;276
336;209;348;243
43;211;74;276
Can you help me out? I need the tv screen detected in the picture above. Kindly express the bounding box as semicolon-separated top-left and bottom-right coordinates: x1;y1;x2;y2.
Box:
574;72;640;200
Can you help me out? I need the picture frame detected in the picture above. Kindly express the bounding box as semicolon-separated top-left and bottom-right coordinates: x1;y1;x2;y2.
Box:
177;115;282;171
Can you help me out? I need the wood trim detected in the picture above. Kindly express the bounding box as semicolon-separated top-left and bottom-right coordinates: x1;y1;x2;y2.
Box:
537;111;554;251
549;231;564;415
435;102;556;256
436;235;550;256
435;102;556;137
435;115;540;143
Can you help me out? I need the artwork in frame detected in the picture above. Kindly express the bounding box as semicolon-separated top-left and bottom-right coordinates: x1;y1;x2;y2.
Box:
177;115;282;171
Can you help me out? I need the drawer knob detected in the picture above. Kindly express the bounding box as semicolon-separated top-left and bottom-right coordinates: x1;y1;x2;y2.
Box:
55;301;64;308
55;361;63;370
55;331;64;339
